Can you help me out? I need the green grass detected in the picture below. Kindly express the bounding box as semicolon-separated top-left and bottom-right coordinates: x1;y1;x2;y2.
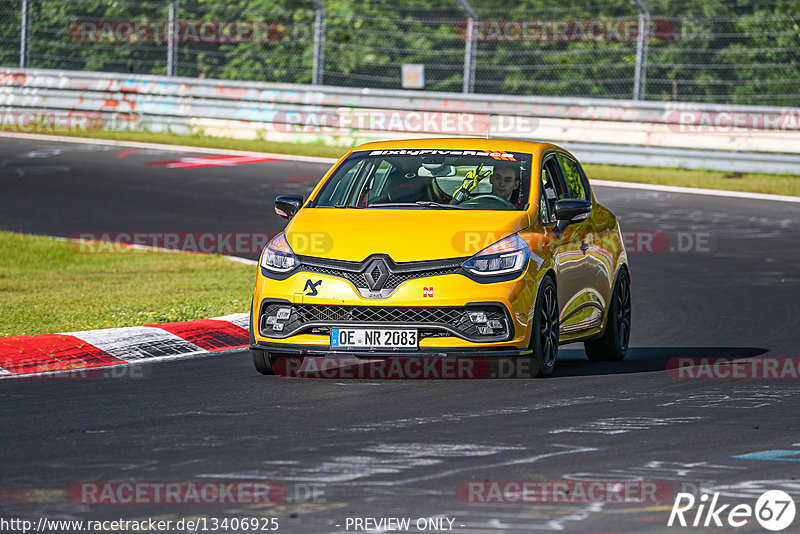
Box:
43;129;800;197
0;232;254;337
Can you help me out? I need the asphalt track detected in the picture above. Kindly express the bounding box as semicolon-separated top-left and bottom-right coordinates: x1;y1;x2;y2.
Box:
1;137;800;533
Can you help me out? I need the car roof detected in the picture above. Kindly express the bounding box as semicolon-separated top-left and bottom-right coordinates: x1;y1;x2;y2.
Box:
349;137;571;160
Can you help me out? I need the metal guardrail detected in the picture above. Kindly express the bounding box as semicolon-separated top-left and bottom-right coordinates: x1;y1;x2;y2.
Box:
2;68;799;175
562;143;800;176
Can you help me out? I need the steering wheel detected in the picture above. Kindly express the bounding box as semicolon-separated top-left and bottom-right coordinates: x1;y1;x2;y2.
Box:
463;194;515;209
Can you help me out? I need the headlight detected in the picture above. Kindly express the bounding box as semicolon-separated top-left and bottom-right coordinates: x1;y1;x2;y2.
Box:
462;233;529;276
260;233;298;273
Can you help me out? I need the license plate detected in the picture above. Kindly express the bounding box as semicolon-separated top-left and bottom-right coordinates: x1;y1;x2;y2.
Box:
330;328;418;349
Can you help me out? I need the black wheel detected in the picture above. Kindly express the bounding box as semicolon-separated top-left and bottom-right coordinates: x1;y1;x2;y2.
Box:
530;275;559;377
585;268;631;361
249;300;273;375
252;349;274;375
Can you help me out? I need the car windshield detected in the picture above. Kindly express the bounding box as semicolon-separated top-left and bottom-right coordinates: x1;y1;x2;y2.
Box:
313;149;532;211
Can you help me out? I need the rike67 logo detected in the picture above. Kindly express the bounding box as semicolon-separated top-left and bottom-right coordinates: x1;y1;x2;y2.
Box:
668;490;796;531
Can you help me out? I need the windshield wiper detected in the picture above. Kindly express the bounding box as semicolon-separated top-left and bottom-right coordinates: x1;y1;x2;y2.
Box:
369;201;468;209
413;201;468;209
332;204;363;209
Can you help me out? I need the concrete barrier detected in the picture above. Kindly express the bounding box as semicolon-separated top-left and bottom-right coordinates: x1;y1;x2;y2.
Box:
2;68;799;174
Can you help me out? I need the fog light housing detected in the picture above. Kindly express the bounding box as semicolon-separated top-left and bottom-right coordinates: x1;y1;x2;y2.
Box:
276;307;292;320
468;311;487;323
487;319;502;329
478;326;493;335
272;323;284;332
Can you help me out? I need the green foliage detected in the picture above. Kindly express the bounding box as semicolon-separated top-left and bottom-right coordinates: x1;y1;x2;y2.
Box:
0;0;798;104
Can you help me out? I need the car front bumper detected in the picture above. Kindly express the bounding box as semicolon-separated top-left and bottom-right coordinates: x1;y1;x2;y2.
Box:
250;341;532;358
252;267;537;352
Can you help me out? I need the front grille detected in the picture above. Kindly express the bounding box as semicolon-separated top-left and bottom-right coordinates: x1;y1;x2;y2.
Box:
301;264;462;290
296;305;465;324
259;302;511;342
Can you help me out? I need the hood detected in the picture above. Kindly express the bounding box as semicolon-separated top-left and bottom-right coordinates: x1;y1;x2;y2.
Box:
285;208;530;263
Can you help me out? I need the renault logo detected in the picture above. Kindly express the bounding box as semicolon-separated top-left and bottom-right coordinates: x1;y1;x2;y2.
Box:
363;258;390;291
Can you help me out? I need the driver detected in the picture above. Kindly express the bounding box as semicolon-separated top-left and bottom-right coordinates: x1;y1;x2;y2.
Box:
490;162;521;206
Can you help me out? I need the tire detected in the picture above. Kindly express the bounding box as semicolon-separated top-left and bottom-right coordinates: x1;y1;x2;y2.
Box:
249;300;273;375
530;275;559;377
250;301;284;375
252;349;274;375
585;268;631;361
248;299;257;347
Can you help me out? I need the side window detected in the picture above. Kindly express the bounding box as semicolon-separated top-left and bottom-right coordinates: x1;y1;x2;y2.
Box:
370;160;394;196
556;154;589;201
317;159;365;205
539;157;561;225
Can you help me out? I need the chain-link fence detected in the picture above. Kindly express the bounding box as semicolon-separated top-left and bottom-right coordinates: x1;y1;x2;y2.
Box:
1;0;798;105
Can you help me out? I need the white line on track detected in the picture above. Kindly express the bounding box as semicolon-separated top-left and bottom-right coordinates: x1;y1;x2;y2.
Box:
593;179;800;204
4;132;799;203
0;132;339;164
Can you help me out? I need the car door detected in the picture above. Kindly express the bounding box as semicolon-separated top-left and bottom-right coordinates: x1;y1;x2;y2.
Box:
537;153;588;334
552;152;605;336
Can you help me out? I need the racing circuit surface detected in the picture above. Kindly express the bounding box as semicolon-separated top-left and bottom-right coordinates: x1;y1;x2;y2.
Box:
1;137;800;533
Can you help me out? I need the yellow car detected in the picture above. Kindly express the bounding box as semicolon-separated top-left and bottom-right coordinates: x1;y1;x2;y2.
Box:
249;138;630;377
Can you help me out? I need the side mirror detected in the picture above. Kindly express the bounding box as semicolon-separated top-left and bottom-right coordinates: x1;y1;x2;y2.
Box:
275;195;304;219
554;198;591;222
